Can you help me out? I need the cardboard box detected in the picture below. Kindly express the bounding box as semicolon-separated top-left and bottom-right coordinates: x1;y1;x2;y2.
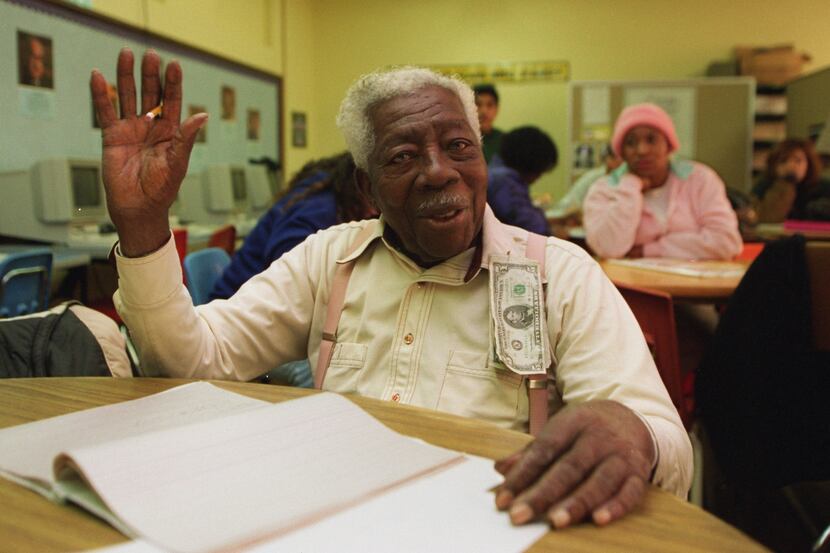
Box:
736;44;811;86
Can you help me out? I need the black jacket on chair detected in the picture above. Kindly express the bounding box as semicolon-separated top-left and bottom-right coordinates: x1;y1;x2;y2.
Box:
696;235;830;488
0;302;128;378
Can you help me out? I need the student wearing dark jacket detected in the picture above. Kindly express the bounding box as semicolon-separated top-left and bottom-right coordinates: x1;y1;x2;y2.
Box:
752;138;830;223
210;152;376;300
486;126;558;235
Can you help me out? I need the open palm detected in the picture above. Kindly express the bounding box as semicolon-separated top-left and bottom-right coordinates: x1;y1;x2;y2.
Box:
90;48;206;256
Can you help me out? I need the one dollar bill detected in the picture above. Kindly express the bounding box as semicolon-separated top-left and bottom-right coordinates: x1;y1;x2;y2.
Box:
489;255;551;375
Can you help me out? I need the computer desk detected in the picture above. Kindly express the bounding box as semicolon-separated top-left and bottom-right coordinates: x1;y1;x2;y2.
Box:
64;219;257;260
0;378;770;553
0;244;91;271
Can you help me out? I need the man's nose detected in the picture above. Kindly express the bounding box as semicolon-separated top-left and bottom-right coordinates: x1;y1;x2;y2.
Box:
418;148;458;188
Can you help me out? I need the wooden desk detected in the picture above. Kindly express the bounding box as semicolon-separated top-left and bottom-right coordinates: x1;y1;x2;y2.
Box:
599;259;748;302
756;223;830;241
0;378;769;553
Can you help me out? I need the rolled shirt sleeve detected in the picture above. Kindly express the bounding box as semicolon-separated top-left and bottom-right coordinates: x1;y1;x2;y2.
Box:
544;241;693;496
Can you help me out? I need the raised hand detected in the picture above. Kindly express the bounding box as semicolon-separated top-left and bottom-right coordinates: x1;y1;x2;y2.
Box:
90;48;207;257
494;400;655;529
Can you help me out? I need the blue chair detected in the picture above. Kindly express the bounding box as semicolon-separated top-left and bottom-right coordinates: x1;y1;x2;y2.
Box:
183;247;231;305
0;249;53;318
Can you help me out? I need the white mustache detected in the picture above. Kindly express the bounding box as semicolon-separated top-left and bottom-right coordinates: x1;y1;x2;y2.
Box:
415;194;468;216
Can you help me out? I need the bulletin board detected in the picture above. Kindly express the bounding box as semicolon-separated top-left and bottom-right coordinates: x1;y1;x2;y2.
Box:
569;78;755;192
786;66;830;144
0;0;282;176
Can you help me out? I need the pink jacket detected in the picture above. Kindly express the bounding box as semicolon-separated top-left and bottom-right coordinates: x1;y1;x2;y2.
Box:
583;160;743;260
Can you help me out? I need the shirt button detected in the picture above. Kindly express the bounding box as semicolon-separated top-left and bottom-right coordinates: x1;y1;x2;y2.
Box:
403;333;414;345
391;393;400;402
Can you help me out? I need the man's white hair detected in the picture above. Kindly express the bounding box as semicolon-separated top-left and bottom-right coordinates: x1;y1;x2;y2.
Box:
336;67;481;171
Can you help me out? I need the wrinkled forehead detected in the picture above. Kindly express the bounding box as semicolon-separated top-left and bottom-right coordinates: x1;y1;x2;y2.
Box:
371;86;471;144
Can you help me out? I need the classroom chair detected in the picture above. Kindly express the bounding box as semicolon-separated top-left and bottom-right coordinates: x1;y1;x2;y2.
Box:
735;242;765;262
615;283;690;427
207;224;236;257
183;247;231;306
615;283;704;505
173;227;189;284
0;249;53;318
88;230;189;324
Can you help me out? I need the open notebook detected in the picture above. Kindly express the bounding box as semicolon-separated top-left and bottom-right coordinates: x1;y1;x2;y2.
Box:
0;382;546;553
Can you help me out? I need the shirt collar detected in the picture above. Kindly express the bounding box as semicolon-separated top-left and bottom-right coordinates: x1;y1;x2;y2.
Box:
337;205;538;284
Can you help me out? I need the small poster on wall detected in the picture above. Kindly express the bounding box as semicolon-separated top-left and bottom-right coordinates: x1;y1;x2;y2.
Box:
220;85;236;121
17;30;54;89
247;109;260;141
189;105;208;143
292;112;307;148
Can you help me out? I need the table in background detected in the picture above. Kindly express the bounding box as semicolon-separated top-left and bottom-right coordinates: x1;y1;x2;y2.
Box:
599;259;749;303
0;244;91;271
755;223;830;241
0;378;769;553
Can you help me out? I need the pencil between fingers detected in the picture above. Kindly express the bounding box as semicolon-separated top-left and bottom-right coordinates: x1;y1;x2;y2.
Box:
145;103;163;120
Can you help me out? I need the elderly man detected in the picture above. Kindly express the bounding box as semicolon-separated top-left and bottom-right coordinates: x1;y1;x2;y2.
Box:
90;48;691;530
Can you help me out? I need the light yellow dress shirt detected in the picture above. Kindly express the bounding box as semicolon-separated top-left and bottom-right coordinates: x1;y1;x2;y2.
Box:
115;206;692;496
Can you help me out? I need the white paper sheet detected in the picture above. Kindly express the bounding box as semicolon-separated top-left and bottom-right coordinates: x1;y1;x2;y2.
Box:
0;382;267;489
63;393;463;553
87;457;548;553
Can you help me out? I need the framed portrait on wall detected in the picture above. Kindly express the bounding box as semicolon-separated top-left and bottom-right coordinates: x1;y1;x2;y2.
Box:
247;109;260;141
292;111;307;148
220;85;236;121
18;30;54;89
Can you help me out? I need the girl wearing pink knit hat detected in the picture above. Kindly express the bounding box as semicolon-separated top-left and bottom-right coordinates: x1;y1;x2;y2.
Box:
583;103;742;260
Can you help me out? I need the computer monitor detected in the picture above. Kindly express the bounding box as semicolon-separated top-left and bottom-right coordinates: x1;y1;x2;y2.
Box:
33;159;108;223
203;164;249;214
0;158;109;244
231;167;247;208
246;164;273;211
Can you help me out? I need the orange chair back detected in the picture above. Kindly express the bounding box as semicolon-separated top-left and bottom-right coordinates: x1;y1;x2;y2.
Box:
616;283;690;428
172;228;188;284
806;241;830;351
207;224;236;256
735;242;764;262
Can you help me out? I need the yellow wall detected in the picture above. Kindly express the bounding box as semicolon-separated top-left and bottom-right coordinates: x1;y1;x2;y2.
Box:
90;0;283;75
305;0;830;198
88;0;830;198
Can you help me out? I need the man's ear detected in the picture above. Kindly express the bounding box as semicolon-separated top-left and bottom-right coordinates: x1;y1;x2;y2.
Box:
355;168;378;211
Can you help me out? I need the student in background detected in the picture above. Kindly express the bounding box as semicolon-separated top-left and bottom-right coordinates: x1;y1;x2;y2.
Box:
474;84;503;163
584;103;742;259
752;138;830;223
210;152;376;300
547;144;622;221
487;126;557;235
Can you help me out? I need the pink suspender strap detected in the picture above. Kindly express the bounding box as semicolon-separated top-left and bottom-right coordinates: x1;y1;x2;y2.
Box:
314;224;377;390
524;232;550;437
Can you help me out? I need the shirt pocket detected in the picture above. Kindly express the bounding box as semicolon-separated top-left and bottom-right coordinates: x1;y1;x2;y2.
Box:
436;350;525;429
323;342;367;393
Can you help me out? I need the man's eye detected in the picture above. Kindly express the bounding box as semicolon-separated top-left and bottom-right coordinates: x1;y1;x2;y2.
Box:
391;151;413;164
449;140;470;151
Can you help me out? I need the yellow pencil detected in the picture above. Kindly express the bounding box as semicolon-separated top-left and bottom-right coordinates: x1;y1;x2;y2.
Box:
144;103;163;120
